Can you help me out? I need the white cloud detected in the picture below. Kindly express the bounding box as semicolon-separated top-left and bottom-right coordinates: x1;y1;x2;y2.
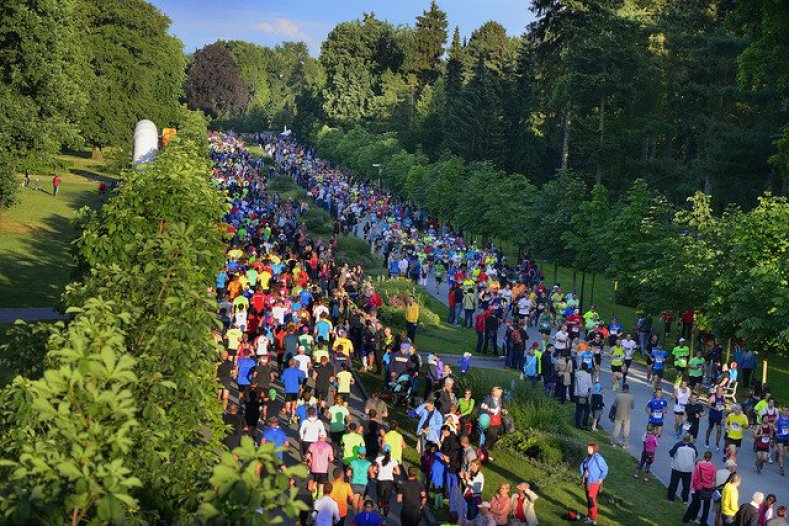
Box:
253;18;310;41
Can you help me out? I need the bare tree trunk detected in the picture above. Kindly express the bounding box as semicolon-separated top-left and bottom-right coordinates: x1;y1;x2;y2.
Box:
595;97;605;185
561;110;571;170
663;135;673;160
703;174;713;195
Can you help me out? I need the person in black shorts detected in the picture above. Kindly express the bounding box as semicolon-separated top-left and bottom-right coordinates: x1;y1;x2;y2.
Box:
683;393;705;440
313;355;335;408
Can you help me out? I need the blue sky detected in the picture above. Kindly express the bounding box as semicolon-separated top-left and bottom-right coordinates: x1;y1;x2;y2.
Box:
148;0;536;56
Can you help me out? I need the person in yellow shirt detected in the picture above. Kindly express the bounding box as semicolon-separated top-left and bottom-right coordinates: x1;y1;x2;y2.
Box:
333;330;354;357
724;404;749;458
405;296;420;342
720;474;741;523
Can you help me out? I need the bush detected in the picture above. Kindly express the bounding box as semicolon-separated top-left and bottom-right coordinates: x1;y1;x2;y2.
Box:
303;206;332;235
499;429;563;464
334;235;377;268
373;278;441;329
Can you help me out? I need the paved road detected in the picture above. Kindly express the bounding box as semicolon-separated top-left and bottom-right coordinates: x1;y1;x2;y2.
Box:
419;273;789;510
0;307;67;324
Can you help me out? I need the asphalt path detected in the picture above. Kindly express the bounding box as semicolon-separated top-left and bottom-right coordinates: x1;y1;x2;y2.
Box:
419;272;789;511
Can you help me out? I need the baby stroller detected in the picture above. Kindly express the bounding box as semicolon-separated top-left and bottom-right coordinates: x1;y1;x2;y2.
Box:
386;372;416;406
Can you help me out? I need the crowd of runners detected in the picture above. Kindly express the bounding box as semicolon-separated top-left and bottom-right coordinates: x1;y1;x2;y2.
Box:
210;130;787;526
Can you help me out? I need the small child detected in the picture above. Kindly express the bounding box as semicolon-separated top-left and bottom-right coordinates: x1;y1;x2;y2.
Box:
459;352;472;375
634;425;659;482
590;383;605;431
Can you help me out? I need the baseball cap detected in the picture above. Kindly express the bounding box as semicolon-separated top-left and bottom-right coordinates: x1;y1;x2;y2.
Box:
358;446;367;454
383;444;392;452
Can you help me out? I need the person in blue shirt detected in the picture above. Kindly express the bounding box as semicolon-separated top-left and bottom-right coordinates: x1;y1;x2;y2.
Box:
580;442;608;525
608;317;623;347
579;347;595;372
650;343;669;390
646;388;668;437
237;355;256;389
259;416;288;459
389;259;400;278
216;270;228;297
281;358;305;422
523;347;539;387
458;352;472;375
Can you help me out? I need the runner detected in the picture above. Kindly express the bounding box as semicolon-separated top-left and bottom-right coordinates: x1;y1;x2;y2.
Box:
646;387;668;438
706;386;726;451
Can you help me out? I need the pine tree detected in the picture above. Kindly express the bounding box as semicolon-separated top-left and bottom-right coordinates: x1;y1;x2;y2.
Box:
414;1;448;87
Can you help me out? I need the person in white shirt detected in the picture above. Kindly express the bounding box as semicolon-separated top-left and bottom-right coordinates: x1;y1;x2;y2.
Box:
554;327;569;352
294;346;312;377
313;484;340;526
299;407;326;455
621;334;637;383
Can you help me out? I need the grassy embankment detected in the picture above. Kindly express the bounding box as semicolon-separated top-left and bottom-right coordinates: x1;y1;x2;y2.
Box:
0;149;120;308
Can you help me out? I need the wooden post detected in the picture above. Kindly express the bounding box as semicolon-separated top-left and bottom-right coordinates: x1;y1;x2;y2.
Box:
579;272;586;313
573;270;577;289
590;273;596;304
762;358;768;385
725;338;732;365
612;280;618;316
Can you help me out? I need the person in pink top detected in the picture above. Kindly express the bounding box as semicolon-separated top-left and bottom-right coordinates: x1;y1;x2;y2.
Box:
306;432;334;494
633;424;659;482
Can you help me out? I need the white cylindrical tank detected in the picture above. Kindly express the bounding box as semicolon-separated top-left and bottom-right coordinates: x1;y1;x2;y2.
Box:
132;120;158;167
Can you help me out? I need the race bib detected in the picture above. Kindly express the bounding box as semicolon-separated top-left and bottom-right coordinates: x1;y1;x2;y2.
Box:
683;422;692;431
761;436;770;444
654;356;663;364
781;426;789;436
715;403;724;412
730;423;740;432
678;358;687;367
652;411;663;419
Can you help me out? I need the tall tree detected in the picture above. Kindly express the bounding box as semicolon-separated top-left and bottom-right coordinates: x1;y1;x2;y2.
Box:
414;1;448;87
79;0;185;152
186;43;249;118
0;0;87;161
442;27;470;156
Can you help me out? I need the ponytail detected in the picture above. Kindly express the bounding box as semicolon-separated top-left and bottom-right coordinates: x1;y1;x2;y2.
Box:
382;451;391;467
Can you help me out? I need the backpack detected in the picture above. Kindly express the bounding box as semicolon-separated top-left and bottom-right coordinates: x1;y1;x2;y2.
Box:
510;329;523;347
502;413;516;434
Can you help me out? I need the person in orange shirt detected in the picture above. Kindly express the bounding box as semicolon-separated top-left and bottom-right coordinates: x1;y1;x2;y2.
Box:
227;275;242;299
328;467;354;522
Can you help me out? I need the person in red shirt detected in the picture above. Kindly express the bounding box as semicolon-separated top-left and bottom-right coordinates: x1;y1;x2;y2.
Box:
681;310;694;340
52;174;61;196
447;287;457;325
367;291;382;313
475;310;490;354
251;288;267;314
683;450;716;524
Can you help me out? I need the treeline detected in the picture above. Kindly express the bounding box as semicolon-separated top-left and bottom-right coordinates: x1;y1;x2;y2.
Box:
0;112;303;524
311;124;788;359
191;0;788;211
0;0;187;215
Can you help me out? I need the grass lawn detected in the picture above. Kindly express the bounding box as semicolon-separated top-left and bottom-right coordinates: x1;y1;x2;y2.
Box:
358;367;687;526
0;150;119;308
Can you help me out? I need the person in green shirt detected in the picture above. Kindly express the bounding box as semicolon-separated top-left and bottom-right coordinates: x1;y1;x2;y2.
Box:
583;306;600;331
672;338;690;377
610;341;625;391
298;328;314;355
341;422;365;465
688;350;705;391
457;388;475;435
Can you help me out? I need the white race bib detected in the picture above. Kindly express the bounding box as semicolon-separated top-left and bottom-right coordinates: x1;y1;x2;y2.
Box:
761;436;770;444
683;422;692;431
652;411;663;419
730;423;740;432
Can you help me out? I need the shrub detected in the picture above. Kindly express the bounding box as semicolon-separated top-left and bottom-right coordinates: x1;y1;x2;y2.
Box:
499;429;563;464
334;235;377;268
303;206;332;235
373;278;441;329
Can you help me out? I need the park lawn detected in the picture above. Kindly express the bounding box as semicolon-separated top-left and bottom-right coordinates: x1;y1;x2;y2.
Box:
357;367;686;526
0;150;119;308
